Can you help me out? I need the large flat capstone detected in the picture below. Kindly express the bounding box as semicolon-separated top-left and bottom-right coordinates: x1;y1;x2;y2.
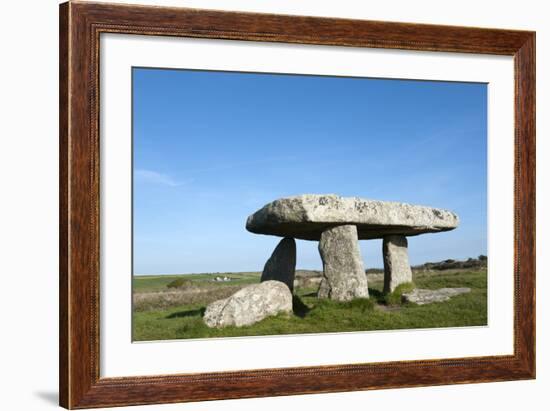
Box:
246;194;459;240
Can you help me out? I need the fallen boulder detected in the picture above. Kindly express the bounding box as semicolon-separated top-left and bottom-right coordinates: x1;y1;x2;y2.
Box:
402;287;471;305
203;281;293;328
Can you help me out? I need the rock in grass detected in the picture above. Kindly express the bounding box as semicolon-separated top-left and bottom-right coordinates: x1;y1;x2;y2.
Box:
402;287;471;305
261;237;296;292
317;225;369;301
246;194;459;240
203;281;292;328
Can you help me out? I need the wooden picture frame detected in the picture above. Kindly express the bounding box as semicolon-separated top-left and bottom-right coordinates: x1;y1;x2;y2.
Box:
59;1;535;408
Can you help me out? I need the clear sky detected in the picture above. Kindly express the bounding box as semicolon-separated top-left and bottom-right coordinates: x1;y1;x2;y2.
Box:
133;67;487;275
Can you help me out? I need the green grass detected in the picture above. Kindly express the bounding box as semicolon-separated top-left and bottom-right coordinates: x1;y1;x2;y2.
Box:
133;272;260;293
380;282;416;305
132;269;487;341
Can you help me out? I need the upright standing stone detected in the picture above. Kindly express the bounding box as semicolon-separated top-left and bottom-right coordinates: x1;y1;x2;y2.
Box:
261;237;296;292
318;225;369;301
383;235;413;293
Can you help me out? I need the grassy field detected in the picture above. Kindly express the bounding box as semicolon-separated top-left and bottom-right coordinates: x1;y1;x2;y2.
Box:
132;268;487;341
132;272;260;293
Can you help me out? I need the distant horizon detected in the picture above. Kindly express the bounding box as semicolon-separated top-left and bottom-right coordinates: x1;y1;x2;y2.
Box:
133;253;487;276
133;68;487;275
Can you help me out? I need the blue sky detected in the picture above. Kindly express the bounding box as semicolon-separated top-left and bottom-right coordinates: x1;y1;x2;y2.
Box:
133;68;487;275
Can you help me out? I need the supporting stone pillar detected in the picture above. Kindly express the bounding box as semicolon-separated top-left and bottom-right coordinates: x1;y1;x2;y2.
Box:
317;225;369;301
261;237;296;292
383;235;413;293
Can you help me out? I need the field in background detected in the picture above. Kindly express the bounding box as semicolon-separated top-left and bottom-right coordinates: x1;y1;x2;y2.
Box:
133;272;260;293
132;267;487;341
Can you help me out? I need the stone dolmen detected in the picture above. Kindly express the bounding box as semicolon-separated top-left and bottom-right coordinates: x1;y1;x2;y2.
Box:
203;194;459;328
246;194;459;301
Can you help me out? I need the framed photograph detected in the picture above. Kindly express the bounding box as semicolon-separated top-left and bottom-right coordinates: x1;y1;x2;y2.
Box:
59;1;535;409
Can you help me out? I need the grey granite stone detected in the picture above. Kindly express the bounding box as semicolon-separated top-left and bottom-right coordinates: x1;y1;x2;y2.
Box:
402;287;471;305
203;281;293;328
261;237;296;292
383;235;413;293
246;194;459;241
317;225;369;301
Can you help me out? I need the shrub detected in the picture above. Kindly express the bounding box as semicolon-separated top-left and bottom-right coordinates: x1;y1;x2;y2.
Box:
166;278;193;289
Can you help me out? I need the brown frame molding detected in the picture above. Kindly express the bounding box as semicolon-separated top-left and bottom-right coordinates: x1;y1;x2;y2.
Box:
59;1;536;408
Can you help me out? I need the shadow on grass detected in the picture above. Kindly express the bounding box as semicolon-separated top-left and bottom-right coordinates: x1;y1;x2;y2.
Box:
166;307;205;319
368;288;385;303
292;295;311;318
